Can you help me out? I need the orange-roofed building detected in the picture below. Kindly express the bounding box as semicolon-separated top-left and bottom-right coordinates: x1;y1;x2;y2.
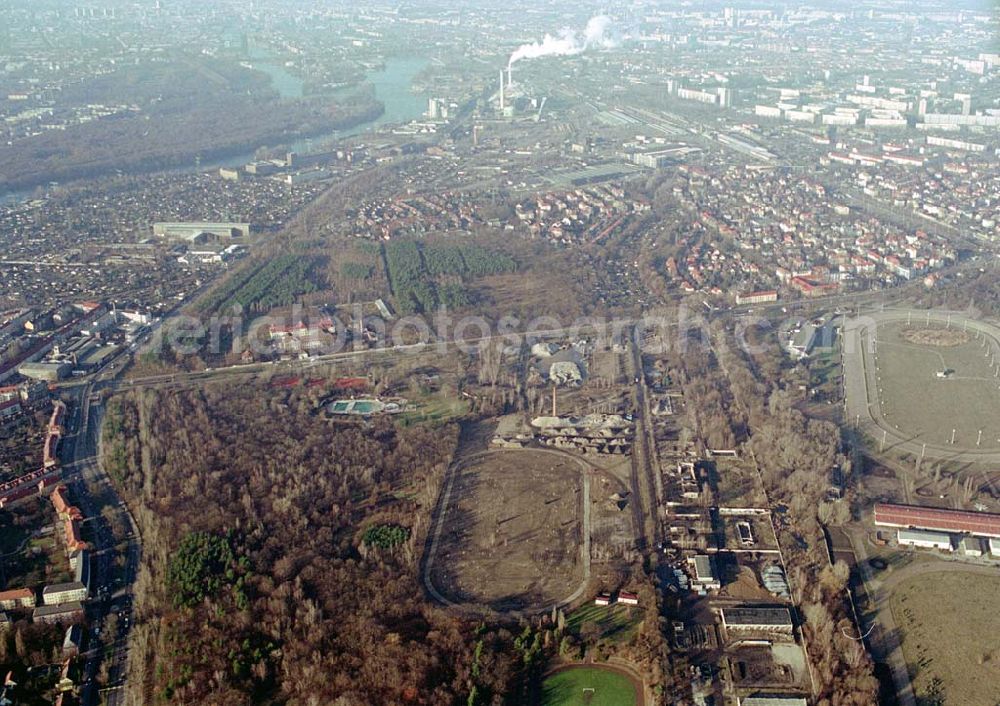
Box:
64;520;88;555
51;486;82;521
0;587;36;610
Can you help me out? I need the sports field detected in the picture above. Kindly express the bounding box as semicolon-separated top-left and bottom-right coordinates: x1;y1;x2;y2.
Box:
872;321;1000;449
542;666;639;706
890;570;1000;706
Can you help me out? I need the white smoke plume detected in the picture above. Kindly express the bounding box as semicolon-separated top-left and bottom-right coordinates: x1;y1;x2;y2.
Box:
508;15;618;69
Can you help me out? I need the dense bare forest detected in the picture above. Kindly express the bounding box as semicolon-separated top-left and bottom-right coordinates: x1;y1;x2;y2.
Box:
710;323;881;705
913;265;1000;317
102;384;536;705
0;58;382;190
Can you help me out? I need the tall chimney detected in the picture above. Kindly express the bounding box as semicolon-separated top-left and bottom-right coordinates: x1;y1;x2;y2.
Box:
499;70;505;111
551;383;557;417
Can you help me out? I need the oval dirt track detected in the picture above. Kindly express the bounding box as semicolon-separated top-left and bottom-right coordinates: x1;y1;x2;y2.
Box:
423;448;592;614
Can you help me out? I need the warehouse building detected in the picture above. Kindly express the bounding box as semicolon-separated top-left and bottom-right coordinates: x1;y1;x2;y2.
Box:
720;606;793;634
897;528;952;551
960;536;984;557
689;554;721;590
153;221;251;242
874;503;1000;539
18;360;72;381
739;696;809;706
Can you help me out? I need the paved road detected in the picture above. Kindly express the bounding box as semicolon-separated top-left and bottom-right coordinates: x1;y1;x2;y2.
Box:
64;282;925;398
848;529;916;706
629;325;660;553
60;384;141;706
849;532;1000;706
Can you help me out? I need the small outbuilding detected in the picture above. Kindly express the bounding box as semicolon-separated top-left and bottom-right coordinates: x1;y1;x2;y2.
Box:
689;555;721;590
897;528;952;551
618;591;639;606
960;536;984;557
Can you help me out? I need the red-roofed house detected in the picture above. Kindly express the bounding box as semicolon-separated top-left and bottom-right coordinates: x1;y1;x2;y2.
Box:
791;276;839;298
618;591;640;606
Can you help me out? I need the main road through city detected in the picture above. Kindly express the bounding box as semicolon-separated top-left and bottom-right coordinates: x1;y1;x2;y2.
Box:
59;382;141;706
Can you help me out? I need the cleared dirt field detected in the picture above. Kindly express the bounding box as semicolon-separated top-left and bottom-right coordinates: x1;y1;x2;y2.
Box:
426;449;590;612
900;327;970;347
890;570;1000;706
873;321;1000;450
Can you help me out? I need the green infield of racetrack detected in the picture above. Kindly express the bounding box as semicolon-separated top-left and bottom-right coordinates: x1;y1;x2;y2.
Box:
541;667;637;706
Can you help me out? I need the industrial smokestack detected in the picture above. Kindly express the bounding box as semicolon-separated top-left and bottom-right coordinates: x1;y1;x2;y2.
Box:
499;70;505;111
507;15;618;71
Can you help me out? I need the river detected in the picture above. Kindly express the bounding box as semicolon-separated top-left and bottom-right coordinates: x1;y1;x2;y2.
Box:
1;55;430;204
226;53;430;160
